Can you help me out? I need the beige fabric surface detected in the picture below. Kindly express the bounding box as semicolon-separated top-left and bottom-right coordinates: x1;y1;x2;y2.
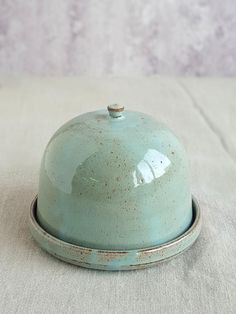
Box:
0;77;235;314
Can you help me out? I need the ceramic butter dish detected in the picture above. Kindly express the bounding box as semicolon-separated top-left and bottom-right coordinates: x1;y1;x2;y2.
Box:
29;105;201;270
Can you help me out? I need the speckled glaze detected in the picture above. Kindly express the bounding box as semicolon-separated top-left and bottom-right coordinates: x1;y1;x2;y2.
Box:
30;107;201;270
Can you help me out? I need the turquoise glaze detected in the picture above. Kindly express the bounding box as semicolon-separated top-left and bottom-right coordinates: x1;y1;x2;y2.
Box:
37;107;192;251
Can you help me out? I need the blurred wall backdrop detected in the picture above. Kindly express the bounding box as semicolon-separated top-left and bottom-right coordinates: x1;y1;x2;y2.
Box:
0;0;235;76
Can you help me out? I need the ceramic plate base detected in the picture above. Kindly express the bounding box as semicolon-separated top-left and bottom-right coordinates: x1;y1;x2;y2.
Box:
29;196;201;271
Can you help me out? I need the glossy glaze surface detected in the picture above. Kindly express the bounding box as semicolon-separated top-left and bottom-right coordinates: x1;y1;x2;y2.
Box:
37;109;192;250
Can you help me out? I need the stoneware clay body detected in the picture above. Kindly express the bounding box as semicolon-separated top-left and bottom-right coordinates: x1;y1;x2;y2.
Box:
29;105;201;270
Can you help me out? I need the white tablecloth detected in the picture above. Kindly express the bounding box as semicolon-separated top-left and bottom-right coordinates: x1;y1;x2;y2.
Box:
0;77;235;314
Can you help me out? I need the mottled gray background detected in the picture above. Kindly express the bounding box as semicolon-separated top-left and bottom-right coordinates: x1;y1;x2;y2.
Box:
0;0;236;76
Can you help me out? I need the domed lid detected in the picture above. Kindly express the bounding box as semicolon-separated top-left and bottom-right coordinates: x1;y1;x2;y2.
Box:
29;105;201;270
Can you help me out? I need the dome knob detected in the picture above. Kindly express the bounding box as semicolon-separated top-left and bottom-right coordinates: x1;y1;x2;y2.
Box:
107;104;124;118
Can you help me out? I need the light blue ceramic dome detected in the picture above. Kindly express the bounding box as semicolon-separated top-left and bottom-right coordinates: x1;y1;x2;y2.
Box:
37;106;192;251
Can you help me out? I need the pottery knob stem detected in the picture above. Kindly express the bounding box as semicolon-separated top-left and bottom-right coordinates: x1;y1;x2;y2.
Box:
107;104;124;118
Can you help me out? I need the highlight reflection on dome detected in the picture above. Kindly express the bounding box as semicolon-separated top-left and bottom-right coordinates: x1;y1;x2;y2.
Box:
132;149;171;187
